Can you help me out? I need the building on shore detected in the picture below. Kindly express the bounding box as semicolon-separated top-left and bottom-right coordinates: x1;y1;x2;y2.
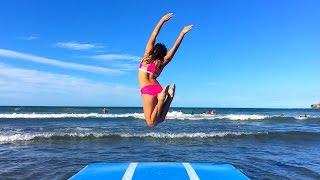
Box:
311;103;320;109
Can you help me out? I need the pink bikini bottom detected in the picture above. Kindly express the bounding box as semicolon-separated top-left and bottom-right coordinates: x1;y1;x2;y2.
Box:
140;84;162;97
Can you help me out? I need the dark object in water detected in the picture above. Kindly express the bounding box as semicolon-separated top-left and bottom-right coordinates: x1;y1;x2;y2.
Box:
203;110;216;115
299;114;308;118
101;108;108;114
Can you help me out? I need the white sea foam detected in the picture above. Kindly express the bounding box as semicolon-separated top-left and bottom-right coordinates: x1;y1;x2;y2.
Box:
0;111;317;120
0;131;257;142
0;113;144;119
122;132;253;138
0;133;52;142
293;116;308;120
215;114;268;120
0;112;267;120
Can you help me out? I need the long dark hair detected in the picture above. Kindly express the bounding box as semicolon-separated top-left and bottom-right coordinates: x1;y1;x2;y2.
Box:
143;43;167;63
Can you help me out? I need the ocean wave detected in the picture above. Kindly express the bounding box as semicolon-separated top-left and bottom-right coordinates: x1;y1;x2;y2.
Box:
0;132;257;142
1;131;319;143
0;111;318;120
0;112;144;119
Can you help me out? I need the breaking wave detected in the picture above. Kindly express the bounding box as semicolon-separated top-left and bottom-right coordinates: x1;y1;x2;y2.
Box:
0;111;318;120
1;131;319;143
0;131;260;142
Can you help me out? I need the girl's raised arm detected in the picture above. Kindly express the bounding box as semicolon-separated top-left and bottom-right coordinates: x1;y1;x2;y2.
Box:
163;25;192;66
144;13;173;57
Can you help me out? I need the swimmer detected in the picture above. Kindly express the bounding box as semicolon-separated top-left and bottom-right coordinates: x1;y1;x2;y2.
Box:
101;108;108;114
138;13;192;127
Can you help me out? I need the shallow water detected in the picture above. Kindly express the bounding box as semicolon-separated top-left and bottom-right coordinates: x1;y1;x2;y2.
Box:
0;107;320;179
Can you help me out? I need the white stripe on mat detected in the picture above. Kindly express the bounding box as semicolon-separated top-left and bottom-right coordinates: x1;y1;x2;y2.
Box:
182;163;200;180
122;163;138;180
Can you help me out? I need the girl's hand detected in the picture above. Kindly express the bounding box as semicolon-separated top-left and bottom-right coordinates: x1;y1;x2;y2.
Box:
161;13;173;22
181;25;193;35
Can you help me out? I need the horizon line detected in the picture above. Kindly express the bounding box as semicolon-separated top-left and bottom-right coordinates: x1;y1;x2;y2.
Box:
0;105;313;109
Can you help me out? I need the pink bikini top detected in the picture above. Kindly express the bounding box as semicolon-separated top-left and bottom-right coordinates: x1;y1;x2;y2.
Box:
139;59;161;77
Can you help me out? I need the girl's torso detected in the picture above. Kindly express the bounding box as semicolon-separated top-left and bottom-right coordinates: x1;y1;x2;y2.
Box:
138;59;163;87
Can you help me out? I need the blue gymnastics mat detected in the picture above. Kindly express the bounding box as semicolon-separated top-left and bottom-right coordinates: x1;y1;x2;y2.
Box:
70;162;249;180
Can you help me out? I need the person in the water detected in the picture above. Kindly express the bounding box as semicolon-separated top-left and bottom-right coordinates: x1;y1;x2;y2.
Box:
138;13;192;127
101;108;108;114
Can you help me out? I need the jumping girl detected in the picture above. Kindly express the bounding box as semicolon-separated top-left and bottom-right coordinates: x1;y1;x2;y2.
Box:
138;13;192;127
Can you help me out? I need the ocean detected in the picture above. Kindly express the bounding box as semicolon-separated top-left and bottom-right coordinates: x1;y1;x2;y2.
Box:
0;106;319;179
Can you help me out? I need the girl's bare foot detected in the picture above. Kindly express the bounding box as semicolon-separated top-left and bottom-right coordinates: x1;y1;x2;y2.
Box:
168;84;175;98
158;85;169;103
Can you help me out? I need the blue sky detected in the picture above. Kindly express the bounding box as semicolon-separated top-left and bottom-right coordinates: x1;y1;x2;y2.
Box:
0;0;319;108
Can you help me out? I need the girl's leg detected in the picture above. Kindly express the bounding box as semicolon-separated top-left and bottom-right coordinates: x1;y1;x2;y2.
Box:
142;86;169;127
159;84;175;121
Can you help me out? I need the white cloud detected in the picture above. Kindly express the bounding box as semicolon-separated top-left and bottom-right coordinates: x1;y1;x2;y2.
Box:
0;48;123;75
55;41;103;50
92;54;140;61
90;53;140;72
110;63;136;71
18;36;38;40
0;63;139;106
